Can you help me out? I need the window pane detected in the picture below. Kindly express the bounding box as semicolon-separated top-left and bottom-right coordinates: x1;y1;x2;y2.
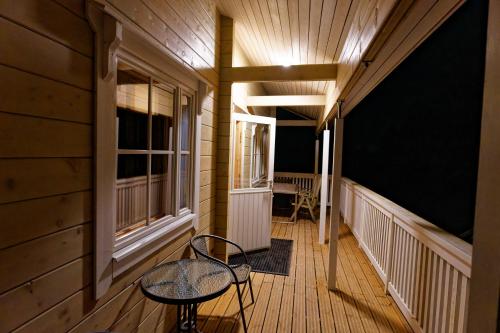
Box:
152;83;175;151
116;66;149;150
151;154;173;221
234;122;269;189
180;154;190;209
116;154;147;235
181;95;191;151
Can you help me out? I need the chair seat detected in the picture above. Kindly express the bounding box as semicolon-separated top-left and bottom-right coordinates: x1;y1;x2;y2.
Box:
229;263;251;284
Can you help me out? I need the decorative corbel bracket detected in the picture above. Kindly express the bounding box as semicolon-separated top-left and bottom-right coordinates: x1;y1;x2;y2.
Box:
86;0;122;81
197;81;210;115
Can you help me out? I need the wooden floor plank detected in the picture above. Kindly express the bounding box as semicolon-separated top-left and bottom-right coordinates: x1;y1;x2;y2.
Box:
262;275;285;333
305;222;321;333
292;222;307;333
230;273;265;333
190;218;413;333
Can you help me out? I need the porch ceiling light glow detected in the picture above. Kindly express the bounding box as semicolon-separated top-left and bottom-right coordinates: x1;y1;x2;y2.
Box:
280;57;292;67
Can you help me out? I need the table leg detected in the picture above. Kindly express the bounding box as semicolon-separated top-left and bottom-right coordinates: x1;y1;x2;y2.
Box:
177;305;182;332
187;303;192;333
193;303;198;327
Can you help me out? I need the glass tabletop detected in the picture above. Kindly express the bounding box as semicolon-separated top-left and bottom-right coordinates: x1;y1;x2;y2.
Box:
141;258;232;304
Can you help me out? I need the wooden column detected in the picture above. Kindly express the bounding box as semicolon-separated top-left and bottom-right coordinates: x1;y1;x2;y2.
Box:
214;16;234;258
318;130;330;244
327;116;344;290
467;0;500;331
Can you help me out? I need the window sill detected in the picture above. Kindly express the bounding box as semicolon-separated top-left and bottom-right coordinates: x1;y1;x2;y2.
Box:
112;213;196;277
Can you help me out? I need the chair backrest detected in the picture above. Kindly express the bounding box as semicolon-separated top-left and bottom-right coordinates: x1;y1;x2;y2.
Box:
190;235;211;259
311;175;322;206
190;234;248;284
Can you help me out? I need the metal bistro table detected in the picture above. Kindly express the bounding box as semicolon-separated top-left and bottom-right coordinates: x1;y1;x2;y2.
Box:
273;182;299;222
141;258;232;332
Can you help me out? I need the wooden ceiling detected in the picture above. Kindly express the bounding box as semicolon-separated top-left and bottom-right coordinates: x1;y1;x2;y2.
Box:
216;0;359;119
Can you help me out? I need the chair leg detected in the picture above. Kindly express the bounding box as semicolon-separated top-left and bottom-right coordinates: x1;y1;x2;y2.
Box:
291;196;306;220
306;198;315;222
248;275;255;304
236;284;248;333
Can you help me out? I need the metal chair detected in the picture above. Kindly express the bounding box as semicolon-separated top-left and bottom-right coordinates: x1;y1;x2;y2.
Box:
190;234;255;333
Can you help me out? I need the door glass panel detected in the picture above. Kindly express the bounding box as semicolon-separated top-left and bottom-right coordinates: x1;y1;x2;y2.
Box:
233;121;270;189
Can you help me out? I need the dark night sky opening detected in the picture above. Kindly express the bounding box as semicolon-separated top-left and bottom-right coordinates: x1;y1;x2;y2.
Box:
342;0;488;242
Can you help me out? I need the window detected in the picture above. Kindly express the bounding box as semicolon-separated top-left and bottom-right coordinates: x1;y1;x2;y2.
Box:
115;64;188;245
113;61;197;251
89;6;204;298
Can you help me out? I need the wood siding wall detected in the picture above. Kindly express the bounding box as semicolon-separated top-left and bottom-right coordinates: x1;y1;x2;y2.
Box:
0;0;220;332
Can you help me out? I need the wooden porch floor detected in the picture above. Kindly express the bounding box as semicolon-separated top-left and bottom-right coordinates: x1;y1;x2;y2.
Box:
193;217;413;333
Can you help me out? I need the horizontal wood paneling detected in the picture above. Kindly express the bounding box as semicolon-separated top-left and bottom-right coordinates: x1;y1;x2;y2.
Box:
106;0;219;85
0;65;92;124
0;191;92;249
0;0;93;56
0;17;92;90
0;255;92;332
0;158;92;204
0;1;219;332
0;223;92;294
0;112;92;158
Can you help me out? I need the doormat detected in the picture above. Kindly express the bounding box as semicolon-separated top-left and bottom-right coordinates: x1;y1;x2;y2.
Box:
228;238;293;276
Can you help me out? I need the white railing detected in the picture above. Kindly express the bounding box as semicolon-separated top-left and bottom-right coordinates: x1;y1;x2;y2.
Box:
274;172;332;205
116;174;169;231
340;178;472;333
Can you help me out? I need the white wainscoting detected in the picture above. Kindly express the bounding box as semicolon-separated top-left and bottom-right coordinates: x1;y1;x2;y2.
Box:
228;189;272;253
340;178;472;333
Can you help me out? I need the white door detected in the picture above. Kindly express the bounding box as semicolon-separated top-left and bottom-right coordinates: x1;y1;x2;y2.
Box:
229;113;276;253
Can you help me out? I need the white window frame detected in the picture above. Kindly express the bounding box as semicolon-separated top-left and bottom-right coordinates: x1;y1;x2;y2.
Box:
87;2;206;299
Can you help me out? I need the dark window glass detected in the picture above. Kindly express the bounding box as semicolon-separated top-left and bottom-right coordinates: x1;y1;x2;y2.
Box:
117;154;147;179
116;69;149;150
152;84;174;150
180;154;190;209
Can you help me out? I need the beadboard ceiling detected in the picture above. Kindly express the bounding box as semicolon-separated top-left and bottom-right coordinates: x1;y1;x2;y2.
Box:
216;0;358;119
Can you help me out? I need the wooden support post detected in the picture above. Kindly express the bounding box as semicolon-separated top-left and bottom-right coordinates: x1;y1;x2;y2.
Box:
467;0;500;331
319;130;330;244
327;117;344;290
214;16;234;259
314;139;319;175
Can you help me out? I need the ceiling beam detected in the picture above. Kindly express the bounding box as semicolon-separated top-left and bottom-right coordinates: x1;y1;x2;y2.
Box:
221;64;338;82
277;120;317;127
246;95;326;107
